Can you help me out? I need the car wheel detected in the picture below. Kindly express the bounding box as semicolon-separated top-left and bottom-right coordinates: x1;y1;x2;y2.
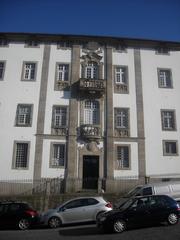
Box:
18;218;30;230
167;213;179;225
113;219;126;233
96;211;105;221
48;216;61;228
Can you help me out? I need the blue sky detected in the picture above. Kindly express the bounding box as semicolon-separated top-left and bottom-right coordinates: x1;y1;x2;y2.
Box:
1;0;180;42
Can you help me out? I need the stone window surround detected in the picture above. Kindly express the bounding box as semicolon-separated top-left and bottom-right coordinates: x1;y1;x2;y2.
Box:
157;68;173;88
80;61;103;80
80;98;103;126
51;105;69;128
161;109;176;131
162;140;178;156
54;62;71;91
115;144;131;170
21;61;38;82
49;142;66;168
113;65;129;94
114;107;130;129
0;60;6;81
15;104;33;127
12;140;30;170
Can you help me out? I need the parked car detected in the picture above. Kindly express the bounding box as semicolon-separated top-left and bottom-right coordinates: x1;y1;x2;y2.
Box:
0;201;39;230
115;181;180;208
97;195;180;233
41;196;113;228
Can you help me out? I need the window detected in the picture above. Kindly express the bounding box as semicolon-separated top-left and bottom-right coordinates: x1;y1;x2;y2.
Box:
51;144;65;167
115;108;129;129
158;69;172;88
16;104;33;126
0;39;8;47
25;40;39;47
56;64;69;82
163;141;178;156
52;106;67;128
84;100;99;125
13;142;29;169
0;61;5;80
115;66;127;84
117;146;130;169
22;62;37;81
161;110;176;130
156;47;169;55
57;41;71;49
83;62;98;79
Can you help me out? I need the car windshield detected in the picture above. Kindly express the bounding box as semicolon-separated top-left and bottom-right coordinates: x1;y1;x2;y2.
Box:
124;186;142;197
119;198;135;210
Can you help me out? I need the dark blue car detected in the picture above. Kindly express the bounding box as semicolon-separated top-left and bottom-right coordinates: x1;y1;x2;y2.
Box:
97;195;180;233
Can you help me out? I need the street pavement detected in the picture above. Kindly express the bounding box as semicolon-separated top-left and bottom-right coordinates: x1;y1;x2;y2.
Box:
0;223;180;240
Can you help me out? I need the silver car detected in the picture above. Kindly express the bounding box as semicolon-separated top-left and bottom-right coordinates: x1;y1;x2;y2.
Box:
41;196;113;228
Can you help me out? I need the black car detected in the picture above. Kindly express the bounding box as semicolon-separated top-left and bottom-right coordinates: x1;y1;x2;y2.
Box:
0;201;39;230
97;195;180;233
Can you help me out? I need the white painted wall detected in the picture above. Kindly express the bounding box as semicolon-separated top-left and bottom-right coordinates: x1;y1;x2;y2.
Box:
141;49;180;176
113;49;138;138
44;44;71;135
0;42;44;179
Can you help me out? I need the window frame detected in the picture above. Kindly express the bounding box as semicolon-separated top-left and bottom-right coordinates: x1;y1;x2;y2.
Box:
0;61;6;81
157;68;173;88
116;145;131;170
161;109;176;131
50;142;66;168
83;100;100;125
15;104;33;127
163;140;178;156
114;108;129;129
114;65;128;85
21;61;38;81
52;105;68;128
12;141;30;170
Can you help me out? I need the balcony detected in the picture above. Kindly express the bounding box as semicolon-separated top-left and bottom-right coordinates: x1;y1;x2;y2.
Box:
80;124;101;140
79;78;105;96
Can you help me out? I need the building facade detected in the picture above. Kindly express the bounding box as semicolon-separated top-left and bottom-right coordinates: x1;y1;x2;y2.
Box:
0;33;180;193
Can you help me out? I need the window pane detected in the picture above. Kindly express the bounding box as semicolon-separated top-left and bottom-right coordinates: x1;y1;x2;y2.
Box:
57;64;69;81
15;143;28;168
85;62;98;79
52;144;65;166
84;100;99;124
115;109;128;128
115;67;126;84
117;146;129;168
159;70;172;88
24;63;36;80
17;105;32;126
165;141;177;155
53;107;67;127
0;62;4;79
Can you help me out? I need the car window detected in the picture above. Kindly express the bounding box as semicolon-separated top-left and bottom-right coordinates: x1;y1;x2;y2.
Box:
64;199;84;209
131;197;149;209
87;198;98;206
8;204;20;212
0;205;4;213
149;196;164;207
142;187;152;195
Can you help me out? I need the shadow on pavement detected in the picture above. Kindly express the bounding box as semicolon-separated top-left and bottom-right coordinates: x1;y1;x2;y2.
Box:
59;225;102;236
